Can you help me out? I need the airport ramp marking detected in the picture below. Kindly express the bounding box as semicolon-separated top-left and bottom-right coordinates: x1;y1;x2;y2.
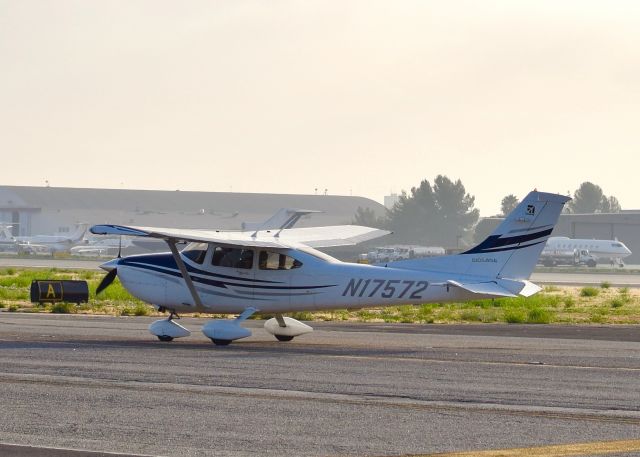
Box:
412;439;640;457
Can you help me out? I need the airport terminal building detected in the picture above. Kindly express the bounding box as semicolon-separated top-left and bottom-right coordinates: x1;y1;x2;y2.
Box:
0;185;386;237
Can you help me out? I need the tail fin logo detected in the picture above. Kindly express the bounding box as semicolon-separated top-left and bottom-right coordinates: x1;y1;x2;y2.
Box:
526;205;535;215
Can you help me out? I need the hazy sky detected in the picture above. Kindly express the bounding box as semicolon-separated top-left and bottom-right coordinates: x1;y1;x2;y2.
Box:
1;1;639;216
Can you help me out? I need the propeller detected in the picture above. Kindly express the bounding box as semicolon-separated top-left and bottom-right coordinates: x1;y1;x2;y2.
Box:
96;268;117;295
96;257;120;295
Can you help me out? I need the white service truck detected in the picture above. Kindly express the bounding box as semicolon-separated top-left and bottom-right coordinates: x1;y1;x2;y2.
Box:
538;248;597;267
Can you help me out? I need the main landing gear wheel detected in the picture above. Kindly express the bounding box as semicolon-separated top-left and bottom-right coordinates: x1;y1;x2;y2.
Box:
275;335;294;342
211;338;232;346
157;335;174;342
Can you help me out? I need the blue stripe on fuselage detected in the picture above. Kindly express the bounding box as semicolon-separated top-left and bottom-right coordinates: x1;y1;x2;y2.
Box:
119;254;336;291
462;228;553;255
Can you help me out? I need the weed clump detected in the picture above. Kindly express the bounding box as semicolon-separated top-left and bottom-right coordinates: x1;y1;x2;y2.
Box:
580;287;600;297
133;303;151;316
527;308;553;324
610;298;625;308
600;281;611;289
505;309;526;323
51;302;75;314
563;296;575;308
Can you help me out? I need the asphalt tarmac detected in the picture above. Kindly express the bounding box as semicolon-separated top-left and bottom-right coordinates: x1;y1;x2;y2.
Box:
0;314;639;457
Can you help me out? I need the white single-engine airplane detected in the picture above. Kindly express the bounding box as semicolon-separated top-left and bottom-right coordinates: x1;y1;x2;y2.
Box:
91;190;569;345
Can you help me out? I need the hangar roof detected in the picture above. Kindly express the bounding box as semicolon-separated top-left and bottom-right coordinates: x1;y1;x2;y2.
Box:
0;186;386;228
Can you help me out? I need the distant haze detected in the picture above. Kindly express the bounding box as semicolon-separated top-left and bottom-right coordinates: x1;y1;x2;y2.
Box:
1;1;639;215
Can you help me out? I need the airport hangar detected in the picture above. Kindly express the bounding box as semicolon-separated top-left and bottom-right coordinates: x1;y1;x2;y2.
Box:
0;185;386;238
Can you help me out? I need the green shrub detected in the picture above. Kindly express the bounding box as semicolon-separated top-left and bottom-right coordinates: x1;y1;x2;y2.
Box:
133;303;151;316
505;309;526;323
356;309;377;321
600;281;611;289
563;296;575;308
416;305;434;322
7;304;18;312
580;287;600;297
460;309;482;322
51;302;75;314
527;308;553;324
619;287;630;295
0;302;6;308
289;311;314;321
610;298;625;308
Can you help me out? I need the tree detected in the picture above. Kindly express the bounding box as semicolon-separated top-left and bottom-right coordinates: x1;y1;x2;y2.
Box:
601;196;621;213
386;182;436;245
500;194;519;216
385;176;479;246
352;206;387;228
567;182;621;213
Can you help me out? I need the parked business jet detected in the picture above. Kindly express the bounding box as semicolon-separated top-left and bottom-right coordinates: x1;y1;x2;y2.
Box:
15;223;88;254
543;237;632;266
0;225;17;252
91;191;569;345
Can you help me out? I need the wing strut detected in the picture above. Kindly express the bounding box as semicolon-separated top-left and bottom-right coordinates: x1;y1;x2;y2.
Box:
165;238;203;309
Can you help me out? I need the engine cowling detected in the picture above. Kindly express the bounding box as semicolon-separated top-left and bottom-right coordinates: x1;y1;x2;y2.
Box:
201;320;252;341
264;317;313;338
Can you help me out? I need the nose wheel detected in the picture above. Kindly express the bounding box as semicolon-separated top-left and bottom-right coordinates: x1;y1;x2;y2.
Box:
149;310;191;342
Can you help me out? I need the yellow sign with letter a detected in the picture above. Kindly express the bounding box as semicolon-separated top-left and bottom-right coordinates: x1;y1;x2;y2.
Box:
38;281;63;302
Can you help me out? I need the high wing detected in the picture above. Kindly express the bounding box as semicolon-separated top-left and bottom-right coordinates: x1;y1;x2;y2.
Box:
90;224;391;249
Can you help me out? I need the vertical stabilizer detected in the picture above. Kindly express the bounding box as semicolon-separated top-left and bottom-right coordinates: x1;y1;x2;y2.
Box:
464;191;570;278
70;223;88;242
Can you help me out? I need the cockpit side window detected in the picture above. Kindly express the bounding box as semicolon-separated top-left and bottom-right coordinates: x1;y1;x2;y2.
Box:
212;246;254;269
258;251;302;270
182;242;207;264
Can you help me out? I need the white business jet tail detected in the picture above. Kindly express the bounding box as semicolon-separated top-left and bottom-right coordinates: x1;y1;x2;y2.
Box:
387;191;570;290
69;223;89;242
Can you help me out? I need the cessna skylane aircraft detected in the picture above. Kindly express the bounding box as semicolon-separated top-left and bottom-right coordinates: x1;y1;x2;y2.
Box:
91;191;569;345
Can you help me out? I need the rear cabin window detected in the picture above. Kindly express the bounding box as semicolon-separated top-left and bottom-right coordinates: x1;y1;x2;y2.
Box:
258;251;302;270
211;247;254;269
182;243;207;264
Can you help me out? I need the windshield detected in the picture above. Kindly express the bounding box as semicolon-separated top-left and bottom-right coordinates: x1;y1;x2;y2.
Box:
182;242;207;264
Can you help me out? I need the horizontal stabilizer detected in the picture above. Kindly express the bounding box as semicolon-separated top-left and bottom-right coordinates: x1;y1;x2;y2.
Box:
446;280;517;298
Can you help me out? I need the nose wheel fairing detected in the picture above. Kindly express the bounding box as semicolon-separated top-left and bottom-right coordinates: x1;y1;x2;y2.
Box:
149;318;191;341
